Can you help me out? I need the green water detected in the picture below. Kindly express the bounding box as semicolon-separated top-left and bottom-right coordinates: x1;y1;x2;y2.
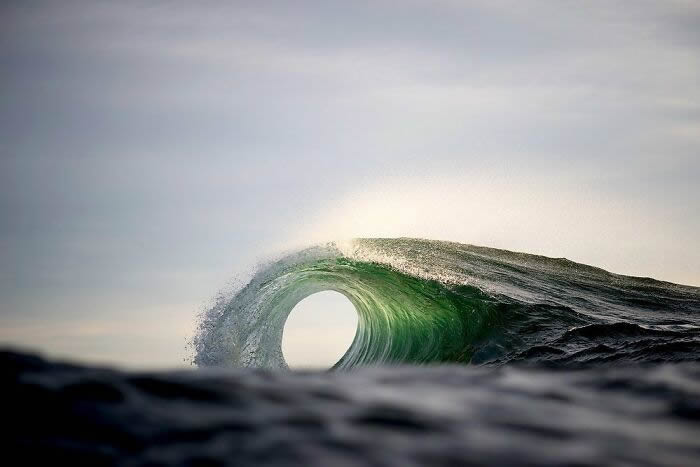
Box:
194;238;700;369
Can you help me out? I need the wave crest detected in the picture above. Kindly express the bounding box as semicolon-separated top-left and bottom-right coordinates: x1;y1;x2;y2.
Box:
193;238;700;369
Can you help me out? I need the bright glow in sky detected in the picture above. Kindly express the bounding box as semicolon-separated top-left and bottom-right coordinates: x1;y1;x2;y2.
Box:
282;291;358;369
0;1;698;368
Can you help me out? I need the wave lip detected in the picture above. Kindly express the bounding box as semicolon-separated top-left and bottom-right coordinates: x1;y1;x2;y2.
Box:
194;238;700;369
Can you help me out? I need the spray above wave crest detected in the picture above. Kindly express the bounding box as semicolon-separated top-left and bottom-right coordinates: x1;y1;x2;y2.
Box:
194;238;700;369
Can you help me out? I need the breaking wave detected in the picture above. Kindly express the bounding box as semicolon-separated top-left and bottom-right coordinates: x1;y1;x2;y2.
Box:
194;238;700;369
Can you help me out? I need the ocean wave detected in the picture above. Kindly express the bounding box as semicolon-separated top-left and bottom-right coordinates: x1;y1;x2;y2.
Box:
194;238;700;369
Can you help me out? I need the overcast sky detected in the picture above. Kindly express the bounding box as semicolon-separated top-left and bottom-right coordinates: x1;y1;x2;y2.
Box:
1;1;698;368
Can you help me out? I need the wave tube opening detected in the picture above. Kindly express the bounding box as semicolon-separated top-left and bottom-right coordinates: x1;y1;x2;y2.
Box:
282;291;359;369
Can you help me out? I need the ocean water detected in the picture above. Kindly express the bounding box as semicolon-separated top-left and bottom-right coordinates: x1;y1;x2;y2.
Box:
8;238;700;466
6;351;700;466
194;238;700;369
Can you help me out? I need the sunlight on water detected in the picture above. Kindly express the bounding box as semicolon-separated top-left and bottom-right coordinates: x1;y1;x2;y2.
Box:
282;291;358;369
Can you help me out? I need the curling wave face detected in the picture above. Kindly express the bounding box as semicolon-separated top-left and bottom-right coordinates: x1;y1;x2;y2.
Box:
194;238;700;369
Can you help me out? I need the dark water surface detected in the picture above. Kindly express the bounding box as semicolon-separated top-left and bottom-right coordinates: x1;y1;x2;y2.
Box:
6;350;700;466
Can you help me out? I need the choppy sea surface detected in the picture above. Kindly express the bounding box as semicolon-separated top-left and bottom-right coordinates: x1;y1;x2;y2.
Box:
6;351;700;466
8;238;700;466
